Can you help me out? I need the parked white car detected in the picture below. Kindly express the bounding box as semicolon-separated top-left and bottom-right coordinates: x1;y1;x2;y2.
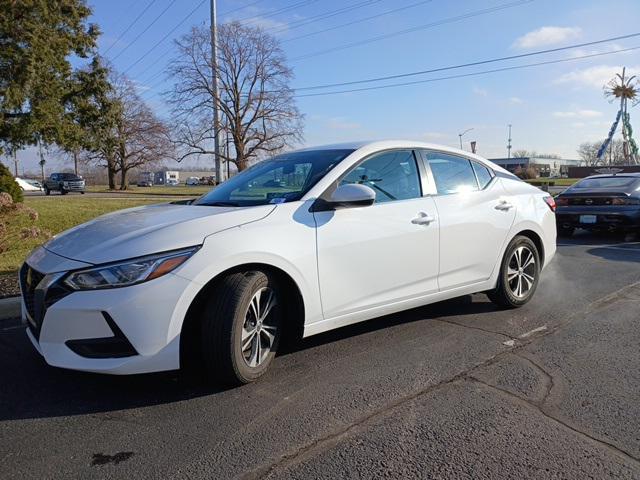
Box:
15;177;42;191
186;176;200;186
20;141;556;384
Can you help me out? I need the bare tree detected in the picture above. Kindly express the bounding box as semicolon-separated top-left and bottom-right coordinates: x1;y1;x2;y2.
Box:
512;150;561;159
578;139;626;166
83;73;172;189
112;75;172;189
167;22;303;172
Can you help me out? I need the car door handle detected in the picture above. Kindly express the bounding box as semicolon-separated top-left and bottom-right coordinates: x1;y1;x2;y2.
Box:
495;200;514;211
411;212;436;225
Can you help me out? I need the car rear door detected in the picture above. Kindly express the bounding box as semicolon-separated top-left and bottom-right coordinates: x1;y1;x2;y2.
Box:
313;149;440;321
420;150;516;290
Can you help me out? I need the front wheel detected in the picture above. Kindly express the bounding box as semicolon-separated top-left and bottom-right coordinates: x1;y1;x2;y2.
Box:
60;188;67;195
44;187;50;196
200;271;282;385
487;235;541;308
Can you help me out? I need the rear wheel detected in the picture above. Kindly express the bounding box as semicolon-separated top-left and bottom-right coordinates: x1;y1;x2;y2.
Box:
488;235;540;308
44;186;50;196
60;188;67;195
200;271;282;385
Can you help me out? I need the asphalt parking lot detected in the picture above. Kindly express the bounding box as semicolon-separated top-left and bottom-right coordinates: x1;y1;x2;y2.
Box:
1;231;639;479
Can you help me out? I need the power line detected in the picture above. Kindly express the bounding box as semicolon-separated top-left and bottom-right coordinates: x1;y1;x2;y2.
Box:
122;0;207;74
294;45;640;98
235;0;318;25
130;0;318;85
290;0;534;62
220;0;269;17
267;0;383;35
103;0;158;54
111;0;179;61
295;32;640;91
282;0;434;44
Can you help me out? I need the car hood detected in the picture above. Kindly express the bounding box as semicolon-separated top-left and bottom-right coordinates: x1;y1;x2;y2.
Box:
43;203;275;265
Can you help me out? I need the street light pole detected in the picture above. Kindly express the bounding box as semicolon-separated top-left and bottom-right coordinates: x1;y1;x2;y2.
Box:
458;128;474;150
210;0;223;184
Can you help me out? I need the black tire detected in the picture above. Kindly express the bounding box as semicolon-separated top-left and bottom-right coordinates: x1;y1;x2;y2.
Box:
60;188;67;195
557;225;574;237
200;271;282;385
80;191;85;194
44;187;50;196
487;235;541;308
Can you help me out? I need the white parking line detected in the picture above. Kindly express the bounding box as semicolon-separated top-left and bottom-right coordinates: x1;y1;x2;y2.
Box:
557;242;640;249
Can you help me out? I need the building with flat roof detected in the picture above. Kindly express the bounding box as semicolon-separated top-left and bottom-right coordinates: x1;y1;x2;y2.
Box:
488;157;583;177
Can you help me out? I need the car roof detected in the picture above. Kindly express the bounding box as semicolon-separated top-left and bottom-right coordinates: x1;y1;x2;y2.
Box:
295;140;511;175
582;173;640;179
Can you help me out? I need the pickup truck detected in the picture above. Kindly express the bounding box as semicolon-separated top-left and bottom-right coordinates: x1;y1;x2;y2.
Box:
43;173;86;195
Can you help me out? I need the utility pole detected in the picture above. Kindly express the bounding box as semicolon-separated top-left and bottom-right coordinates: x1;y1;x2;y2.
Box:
12;148;18;177
507;124;512;159
458;128;474;150
210;0;223;184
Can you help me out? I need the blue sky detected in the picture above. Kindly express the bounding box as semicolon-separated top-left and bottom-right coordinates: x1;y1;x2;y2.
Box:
11;0;640;172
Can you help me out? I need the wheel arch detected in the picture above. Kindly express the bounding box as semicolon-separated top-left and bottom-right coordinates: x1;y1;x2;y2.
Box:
513;228;545;266
179;262;306;369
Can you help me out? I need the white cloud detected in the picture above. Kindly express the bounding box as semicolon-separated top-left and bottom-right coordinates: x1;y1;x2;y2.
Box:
244;16;288;32
513;26;581;49
553;109;602;119
509;97;523;104
555;65;640;89
472;86;488;97
421;131;449;140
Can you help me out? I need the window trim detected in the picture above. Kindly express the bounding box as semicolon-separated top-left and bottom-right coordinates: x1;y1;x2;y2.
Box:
314;148;426;209
418;149;497;196
470;159;496;191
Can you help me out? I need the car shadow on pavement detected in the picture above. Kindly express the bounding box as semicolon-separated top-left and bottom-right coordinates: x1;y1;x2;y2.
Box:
558;230;640;263
0;295;499;421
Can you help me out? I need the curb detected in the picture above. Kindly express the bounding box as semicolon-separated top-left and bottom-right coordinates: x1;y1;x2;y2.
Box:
0;296;21;322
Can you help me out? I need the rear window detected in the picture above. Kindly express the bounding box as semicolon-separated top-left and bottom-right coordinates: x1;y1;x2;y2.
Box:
572;177;637;189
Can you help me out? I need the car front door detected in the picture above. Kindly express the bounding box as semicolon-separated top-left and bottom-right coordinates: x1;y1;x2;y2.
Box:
420;150;516;290
313;149;440;322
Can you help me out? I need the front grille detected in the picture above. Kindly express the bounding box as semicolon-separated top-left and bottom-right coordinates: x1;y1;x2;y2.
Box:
19;264;45;323
19;264;72;339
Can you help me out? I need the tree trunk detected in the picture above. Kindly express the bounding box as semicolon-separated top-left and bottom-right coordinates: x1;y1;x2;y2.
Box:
73;150;79;176
107;158;116;190
119;169;129;190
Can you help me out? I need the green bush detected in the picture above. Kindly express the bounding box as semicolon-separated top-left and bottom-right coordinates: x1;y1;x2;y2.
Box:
0;163;23;203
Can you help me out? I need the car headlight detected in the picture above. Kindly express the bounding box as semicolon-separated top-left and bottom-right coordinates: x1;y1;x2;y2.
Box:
63;247;199;290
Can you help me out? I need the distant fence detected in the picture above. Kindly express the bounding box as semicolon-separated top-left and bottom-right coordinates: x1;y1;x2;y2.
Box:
567;166;640;178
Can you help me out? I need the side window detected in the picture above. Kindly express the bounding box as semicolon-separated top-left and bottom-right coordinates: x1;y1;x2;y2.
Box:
426;152;478;195
471;161;494;189
340;150;421;203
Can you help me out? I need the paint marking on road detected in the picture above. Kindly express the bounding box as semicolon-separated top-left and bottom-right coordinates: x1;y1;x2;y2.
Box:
519;325;548;339
557;242;640;249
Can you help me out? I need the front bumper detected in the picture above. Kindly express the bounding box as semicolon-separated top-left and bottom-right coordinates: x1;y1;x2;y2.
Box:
556;206;640;230
20;254;200;375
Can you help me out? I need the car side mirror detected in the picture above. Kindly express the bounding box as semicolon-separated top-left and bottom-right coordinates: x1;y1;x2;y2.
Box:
327;184;376;209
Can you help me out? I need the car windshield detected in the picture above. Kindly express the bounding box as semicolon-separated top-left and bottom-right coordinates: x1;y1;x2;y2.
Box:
193;149;354;207
572;176;638;189
60;173;81;180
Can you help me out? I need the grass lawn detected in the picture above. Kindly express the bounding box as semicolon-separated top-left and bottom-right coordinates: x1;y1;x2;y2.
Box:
1;196;161;275
85;184;212;196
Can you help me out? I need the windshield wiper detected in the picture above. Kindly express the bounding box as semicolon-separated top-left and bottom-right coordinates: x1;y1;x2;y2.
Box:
200;201;240;207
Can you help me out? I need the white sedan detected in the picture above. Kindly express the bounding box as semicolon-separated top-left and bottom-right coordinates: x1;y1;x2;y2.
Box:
15;177;42;191
19;141;556;384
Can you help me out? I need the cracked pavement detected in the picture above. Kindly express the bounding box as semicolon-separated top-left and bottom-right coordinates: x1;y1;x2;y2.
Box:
1;232;639;479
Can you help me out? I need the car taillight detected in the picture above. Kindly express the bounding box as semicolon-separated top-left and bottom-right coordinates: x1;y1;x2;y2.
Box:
554;197;568;207
543;196;556;212
611;197;638;205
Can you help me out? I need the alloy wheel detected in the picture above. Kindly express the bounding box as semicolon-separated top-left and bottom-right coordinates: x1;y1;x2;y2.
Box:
507;246;536;298
241;287;278;367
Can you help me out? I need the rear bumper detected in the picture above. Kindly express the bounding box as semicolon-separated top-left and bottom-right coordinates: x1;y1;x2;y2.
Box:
556;207;640;230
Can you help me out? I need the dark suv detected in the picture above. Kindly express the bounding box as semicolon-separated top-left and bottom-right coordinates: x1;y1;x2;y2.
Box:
44;173;86;195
